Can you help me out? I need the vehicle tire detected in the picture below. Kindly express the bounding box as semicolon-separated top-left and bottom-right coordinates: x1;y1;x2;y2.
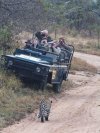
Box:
53;83;62;93
41;116;44;122
40;81;47;91
45;116;48;121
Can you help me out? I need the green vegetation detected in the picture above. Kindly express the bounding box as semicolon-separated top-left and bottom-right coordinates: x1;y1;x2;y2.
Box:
0;0;99;129
50;32;100;56
1;0;100;35
0;0;100;53
39;0;100;55
0;55;97;129
0;70;55;129
0;26;12;55
0;26;97;129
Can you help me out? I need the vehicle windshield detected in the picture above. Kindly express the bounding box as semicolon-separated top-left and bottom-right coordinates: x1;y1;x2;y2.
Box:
32;48;59;63
14;48;59;65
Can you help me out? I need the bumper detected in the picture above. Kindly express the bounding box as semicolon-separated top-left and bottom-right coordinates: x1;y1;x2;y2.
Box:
9;65;48;82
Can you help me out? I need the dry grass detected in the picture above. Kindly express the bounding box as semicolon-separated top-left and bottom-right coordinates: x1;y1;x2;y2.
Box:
0;56;97;129
13;30;100;56
50;32;100;56
0;70;55;129
0;30;99;129
76;49;100;56
71;57;97;73
0;66;77;129
51;33;96;46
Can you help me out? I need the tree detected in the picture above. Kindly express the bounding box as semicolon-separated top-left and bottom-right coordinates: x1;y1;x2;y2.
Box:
0;26;12;54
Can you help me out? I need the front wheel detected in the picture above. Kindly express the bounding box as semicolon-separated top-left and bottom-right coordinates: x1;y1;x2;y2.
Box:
53;83;62;93
40;81;47;91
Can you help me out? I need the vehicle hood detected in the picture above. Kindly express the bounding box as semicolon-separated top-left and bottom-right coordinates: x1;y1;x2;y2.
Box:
7;54;51;65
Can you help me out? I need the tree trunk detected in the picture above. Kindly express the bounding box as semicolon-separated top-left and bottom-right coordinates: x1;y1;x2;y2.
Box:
97;29;100;48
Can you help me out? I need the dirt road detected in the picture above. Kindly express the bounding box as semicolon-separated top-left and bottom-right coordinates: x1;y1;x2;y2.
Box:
2;53;100;133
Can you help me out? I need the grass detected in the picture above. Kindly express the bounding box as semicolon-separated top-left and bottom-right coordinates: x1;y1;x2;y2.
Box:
50;32;100;56
0;70;55;129
14;30;100;56
71;57;97;73
0;55;97;129
0;31;98;129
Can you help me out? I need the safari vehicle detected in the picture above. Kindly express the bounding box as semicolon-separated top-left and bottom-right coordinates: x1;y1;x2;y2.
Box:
2;45;74;93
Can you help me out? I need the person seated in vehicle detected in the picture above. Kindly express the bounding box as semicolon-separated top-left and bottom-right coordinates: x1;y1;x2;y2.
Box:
39;37;49;51
41;30;53;43
35;31;43;43
24;39;33;49
31;38;39;48
58;37;71;51
35;30;53;44
35;30;53;51
49;41;61;55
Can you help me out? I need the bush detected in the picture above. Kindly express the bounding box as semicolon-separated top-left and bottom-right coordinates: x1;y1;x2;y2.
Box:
0;70;55;129
0;26;12;54
71;57;97;73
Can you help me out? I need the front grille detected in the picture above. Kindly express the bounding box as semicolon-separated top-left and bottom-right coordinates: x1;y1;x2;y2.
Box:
14;59;35;71
11;59;49;78
15;67;46;81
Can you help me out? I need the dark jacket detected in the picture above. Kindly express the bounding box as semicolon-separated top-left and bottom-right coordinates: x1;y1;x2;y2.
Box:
35;31;53;43
47;36;53;42
35;31;45;43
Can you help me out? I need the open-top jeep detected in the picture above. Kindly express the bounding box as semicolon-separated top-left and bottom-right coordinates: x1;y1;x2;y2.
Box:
3;45;74;93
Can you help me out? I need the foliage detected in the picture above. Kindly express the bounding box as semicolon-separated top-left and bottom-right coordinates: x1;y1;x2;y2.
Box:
71;57;97;73
0;0;100;35
0;26;12;54
0;70;55;129
41;0;100;33
0;26;11;44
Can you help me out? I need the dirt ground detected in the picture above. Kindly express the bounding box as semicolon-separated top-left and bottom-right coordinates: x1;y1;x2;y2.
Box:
2;52;100;133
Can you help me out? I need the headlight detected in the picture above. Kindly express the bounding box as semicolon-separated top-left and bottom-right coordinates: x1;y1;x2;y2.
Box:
52;70;57;79
36;67;41;73
8;60;13;66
